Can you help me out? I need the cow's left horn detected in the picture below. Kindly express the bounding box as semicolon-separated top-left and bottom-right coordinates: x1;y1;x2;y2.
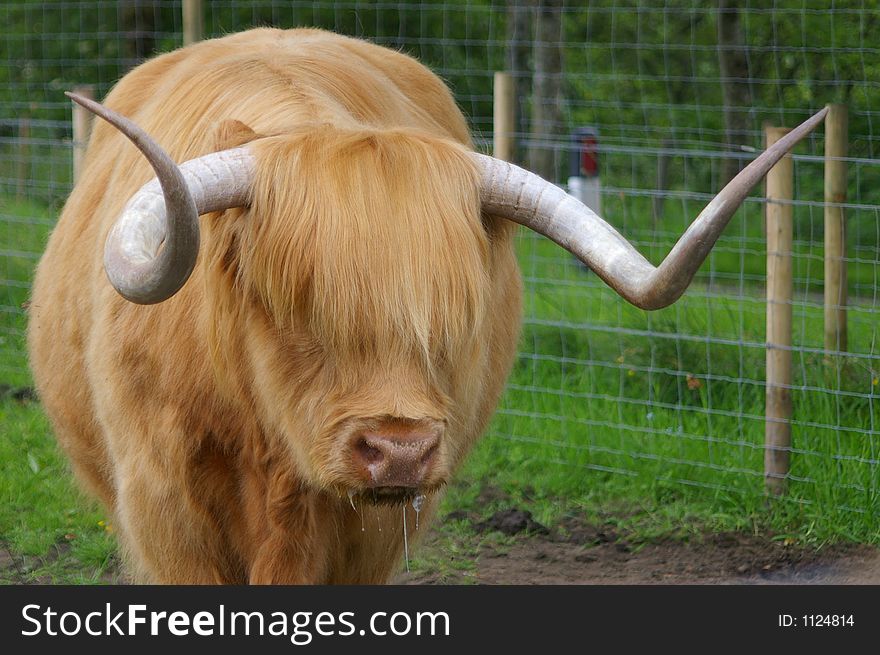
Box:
476;107;828;310
66;92;256;304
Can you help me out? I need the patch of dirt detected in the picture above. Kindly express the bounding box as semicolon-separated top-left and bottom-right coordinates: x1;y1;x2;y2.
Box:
474;509;549;536
4;498;877;585
395;509;880;585
0;539;124;584
0;385;37;403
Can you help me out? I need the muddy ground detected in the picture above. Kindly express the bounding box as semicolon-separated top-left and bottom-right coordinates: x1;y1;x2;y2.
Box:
4;507;879;585
393;509;880;584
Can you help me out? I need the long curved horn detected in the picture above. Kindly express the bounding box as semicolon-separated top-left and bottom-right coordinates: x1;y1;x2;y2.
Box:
66;92;256;304
476;107;828;310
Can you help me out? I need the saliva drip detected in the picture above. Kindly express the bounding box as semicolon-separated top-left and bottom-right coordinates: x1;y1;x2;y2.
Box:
412;494;426;531
347;490;364;531
402;505;410;573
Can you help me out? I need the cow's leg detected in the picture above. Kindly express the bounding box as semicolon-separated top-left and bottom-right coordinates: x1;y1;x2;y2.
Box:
110;435;247;584
249;533;329;584
243;461;332;584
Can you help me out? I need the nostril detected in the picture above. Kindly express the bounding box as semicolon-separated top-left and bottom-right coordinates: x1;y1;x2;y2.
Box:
355;438;384;466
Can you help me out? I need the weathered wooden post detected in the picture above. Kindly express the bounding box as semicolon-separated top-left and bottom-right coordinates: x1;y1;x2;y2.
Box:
183;0;204;46
71;84;95;184
493;72;516;162
824;103;848;353
764;125;794;496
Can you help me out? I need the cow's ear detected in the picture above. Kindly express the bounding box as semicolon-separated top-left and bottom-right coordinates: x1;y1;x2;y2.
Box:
213;119;262;150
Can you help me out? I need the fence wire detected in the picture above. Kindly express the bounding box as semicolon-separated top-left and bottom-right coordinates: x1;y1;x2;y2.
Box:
1;1;878;519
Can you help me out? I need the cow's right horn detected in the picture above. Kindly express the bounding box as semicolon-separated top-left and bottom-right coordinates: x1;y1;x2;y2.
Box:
476;107;828;310
66;92;256;304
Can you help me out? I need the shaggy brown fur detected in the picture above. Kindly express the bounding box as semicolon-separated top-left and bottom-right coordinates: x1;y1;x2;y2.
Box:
27;28;521;584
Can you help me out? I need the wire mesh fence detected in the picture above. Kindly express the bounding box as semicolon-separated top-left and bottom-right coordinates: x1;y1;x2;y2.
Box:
2;1;878;522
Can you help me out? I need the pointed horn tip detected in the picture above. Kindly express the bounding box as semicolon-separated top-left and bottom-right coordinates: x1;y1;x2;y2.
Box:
64;91;154;157
65;90;96;111
65;91;112;125
808;105;830;128
784;106;829;137
763;106;829;157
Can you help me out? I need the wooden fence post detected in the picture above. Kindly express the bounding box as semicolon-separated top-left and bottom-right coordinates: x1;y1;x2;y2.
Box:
71;84;95;184
183;0;204;46
493;72;516;161
824;103;848;353
765;125;794;496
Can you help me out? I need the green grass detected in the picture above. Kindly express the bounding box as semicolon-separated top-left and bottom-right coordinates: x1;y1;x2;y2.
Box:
1;194;118;582
456;226;880;545
1;190;878;583
1;194;53;387
405;516;483;584
0;398;117;583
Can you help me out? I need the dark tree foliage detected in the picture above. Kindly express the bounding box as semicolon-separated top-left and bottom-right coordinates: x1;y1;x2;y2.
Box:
1;1;877;205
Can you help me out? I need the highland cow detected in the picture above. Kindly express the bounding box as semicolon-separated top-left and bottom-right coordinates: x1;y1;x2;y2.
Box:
27;28;825;583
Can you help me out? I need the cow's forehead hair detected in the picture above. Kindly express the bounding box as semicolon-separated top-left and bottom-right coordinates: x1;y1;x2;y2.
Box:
237;126;490;365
